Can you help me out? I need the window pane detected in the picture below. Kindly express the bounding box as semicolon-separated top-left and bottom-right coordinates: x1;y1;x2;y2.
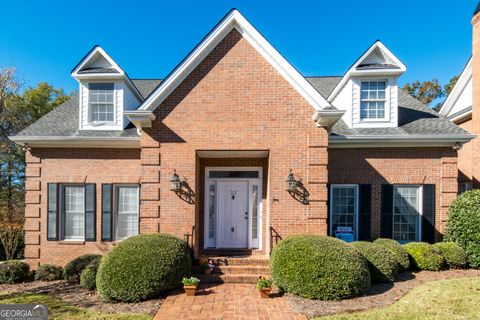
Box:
115;186;139;241
331;186;356;242
360;81;387;120
208;184;216;240
393;186;420;243
89;83;114;123
252;185;259;240
209;171;259;178
64;186;85;240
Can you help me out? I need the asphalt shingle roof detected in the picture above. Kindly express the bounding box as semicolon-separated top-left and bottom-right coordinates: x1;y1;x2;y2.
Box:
15;77;469;139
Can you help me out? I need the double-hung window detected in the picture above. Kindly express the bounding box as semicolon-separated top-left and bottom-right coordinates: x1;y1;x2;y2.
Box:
360;81;386;120
393;186;421;243
330;185;358;242
63;186;85;240
89;83;114;123
114;186;140;241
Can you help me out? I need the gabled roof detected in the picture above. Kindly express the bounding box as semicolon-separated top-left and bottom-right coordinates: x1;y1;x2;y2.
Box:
439;57;472;121
134;9;332;115
71;45;144;100
327;40;406;102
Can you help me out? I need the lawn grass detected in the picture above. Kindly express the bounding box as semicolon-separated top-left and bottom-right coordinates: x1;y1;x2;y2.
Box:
0;292;152;320
318;277;480;319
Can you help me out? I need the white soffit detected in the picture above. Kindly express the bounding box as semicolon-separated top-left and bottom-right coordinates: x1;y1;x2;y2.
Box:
137;9;332;113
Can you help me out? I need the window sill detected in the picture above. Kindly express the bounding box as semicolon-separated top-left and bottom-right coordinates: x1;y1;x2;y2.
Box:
58;240;85;245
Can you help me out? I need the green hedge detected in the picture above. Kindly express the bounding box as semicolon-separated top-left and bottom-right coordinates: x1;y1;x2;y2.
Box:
373;238;410;270
270;235;371;300
35;264;63;281
352;241;398;282
0;260;30;284
444;189;480;268
433;242;468;269
97;233;191;302
80;258;101;290
64;254;102;283
403;242;444;271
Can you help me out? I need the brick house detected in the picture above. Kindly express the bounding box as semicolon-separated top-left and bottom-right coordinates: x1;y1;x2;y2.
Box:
440;5;480;191
11;10;473;268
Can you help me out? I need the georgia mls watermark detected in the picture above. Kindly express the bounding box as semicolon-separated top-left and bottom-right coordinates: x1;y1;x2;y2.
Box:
0;304;48;320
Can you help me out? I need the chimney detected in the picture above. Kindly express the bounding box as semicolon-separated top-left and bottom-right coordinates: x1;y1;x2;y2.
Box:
472;2;480;187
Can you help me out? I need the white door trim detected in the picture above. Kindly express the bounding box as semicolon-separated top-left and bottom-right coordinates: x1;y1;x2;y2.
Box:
204;167;263;250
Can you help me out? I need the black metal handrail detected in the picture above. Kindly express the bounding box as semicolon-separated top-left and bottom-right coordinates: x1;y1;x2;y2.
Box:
184;225;195;249
269;226;282;255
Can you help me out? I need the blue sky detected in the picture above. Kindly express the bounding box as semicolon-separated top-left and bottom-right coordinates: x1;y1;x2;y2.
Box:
0;0;477;93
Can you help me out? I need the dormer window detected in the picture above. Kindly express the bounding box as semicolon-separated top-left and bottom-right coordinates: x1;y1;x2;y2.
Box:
89;83;114;123
360;80;386;120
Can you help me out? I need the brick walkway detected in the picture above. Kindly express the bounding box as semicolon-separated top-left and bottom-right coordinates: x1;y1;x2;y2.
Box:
154;283;308;320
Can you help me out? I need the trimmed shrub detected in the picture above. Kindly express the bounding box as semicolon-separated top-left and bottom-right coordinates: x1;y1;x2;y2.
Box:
403;242;444;271
64;254;102;283
0;260;30;284
374;238;410;270
433;242;468;269
444;189;480;268
97;233;191;302
35;264;63;281
270;235;371;300
352;241;398;282
80;258;101;290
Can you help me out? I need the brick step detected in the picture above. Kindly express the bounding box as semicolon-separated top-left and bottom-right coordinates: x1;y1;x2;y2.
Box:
213;265;270;275
206;256;270;266
195;273;267;284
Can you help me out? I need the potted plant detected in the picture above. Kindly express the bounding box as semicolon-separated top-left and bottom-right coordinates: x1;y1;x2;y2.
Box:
256;276;273;299
182;277;200;296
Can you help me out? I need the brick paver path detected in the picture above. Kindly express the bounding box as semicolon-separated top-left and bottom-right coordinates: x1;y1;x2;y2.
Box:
154;283;307;320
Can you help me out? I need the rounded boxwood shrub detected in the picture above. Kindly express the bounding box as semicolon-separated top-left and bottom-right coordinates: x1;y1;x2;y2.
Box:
270;235;371;300
35;264;63;281
374;238;410;270
403;242;444;271
433;242;468;269
80;258;101;290
97;233;191;302
64;254;102;283
444;189;480;268
0;260;30;284
351;241;398;282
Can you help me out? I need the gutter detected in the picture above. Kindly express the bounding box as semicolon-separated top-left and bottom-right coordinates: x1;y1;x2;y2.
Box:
328;134;475;148
9;135;140;148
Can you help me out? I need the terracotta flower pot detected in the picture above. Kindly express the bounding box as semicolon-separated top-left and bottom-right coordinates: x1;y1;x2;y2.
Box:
260;288;271;299
184;285;197;296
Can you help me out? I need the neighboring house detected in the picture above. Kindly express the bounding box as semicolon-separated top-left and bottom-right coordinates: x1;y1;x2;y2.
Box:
440;4;480;191
11;10;473;268
439;58;474;192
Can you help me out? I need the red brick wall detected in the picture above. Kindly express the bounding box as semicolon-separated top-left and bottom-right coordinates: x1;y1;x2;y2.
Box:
328;147;458;240
457;117;474;183
140;29;329;256
471;13;480;187
24;148;141;268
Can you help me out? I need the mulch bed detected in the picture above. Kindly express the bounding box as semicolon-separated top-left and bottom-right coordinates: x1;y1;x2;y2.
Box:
0;280;163;316
287;269;480;318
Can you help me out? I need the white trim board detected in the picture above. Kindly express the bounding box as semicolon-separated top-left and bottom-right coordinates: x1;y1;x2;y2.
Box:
134;9;332;117
439;57;472;118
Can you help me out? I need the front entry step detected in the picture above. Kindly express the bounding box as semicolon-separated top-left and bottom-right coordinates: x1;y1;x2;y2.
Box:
193;256;270;284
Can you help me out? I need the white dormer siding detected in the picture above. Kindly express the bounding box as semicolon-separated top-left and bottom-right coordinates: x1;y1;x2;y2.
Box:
79;80;141;130
72;46;143;131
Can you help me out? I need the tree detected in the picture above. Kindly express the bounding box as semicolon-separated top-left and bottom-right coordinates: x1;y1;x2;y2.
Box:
402;79;444;106
444;75;460;95
0;67;70;223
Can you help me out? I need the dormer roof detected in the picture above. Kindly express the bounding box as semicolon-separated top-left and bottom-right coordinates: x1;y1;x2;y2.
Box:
328;40;406;102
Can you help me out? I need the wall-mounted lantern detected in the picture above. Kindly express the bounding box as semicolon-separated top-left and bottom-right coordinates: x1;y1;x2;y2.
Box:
170;170;182;192
286;169;298;192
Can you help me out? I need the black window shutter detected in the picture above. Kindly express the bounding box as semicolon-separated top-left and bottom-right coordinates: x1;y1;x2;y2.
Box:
47;183;58;241
326;184;330;236
85;184;96;241
381;184;394;238
101;184;113;241
422;184;436;243
358;185;372;240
